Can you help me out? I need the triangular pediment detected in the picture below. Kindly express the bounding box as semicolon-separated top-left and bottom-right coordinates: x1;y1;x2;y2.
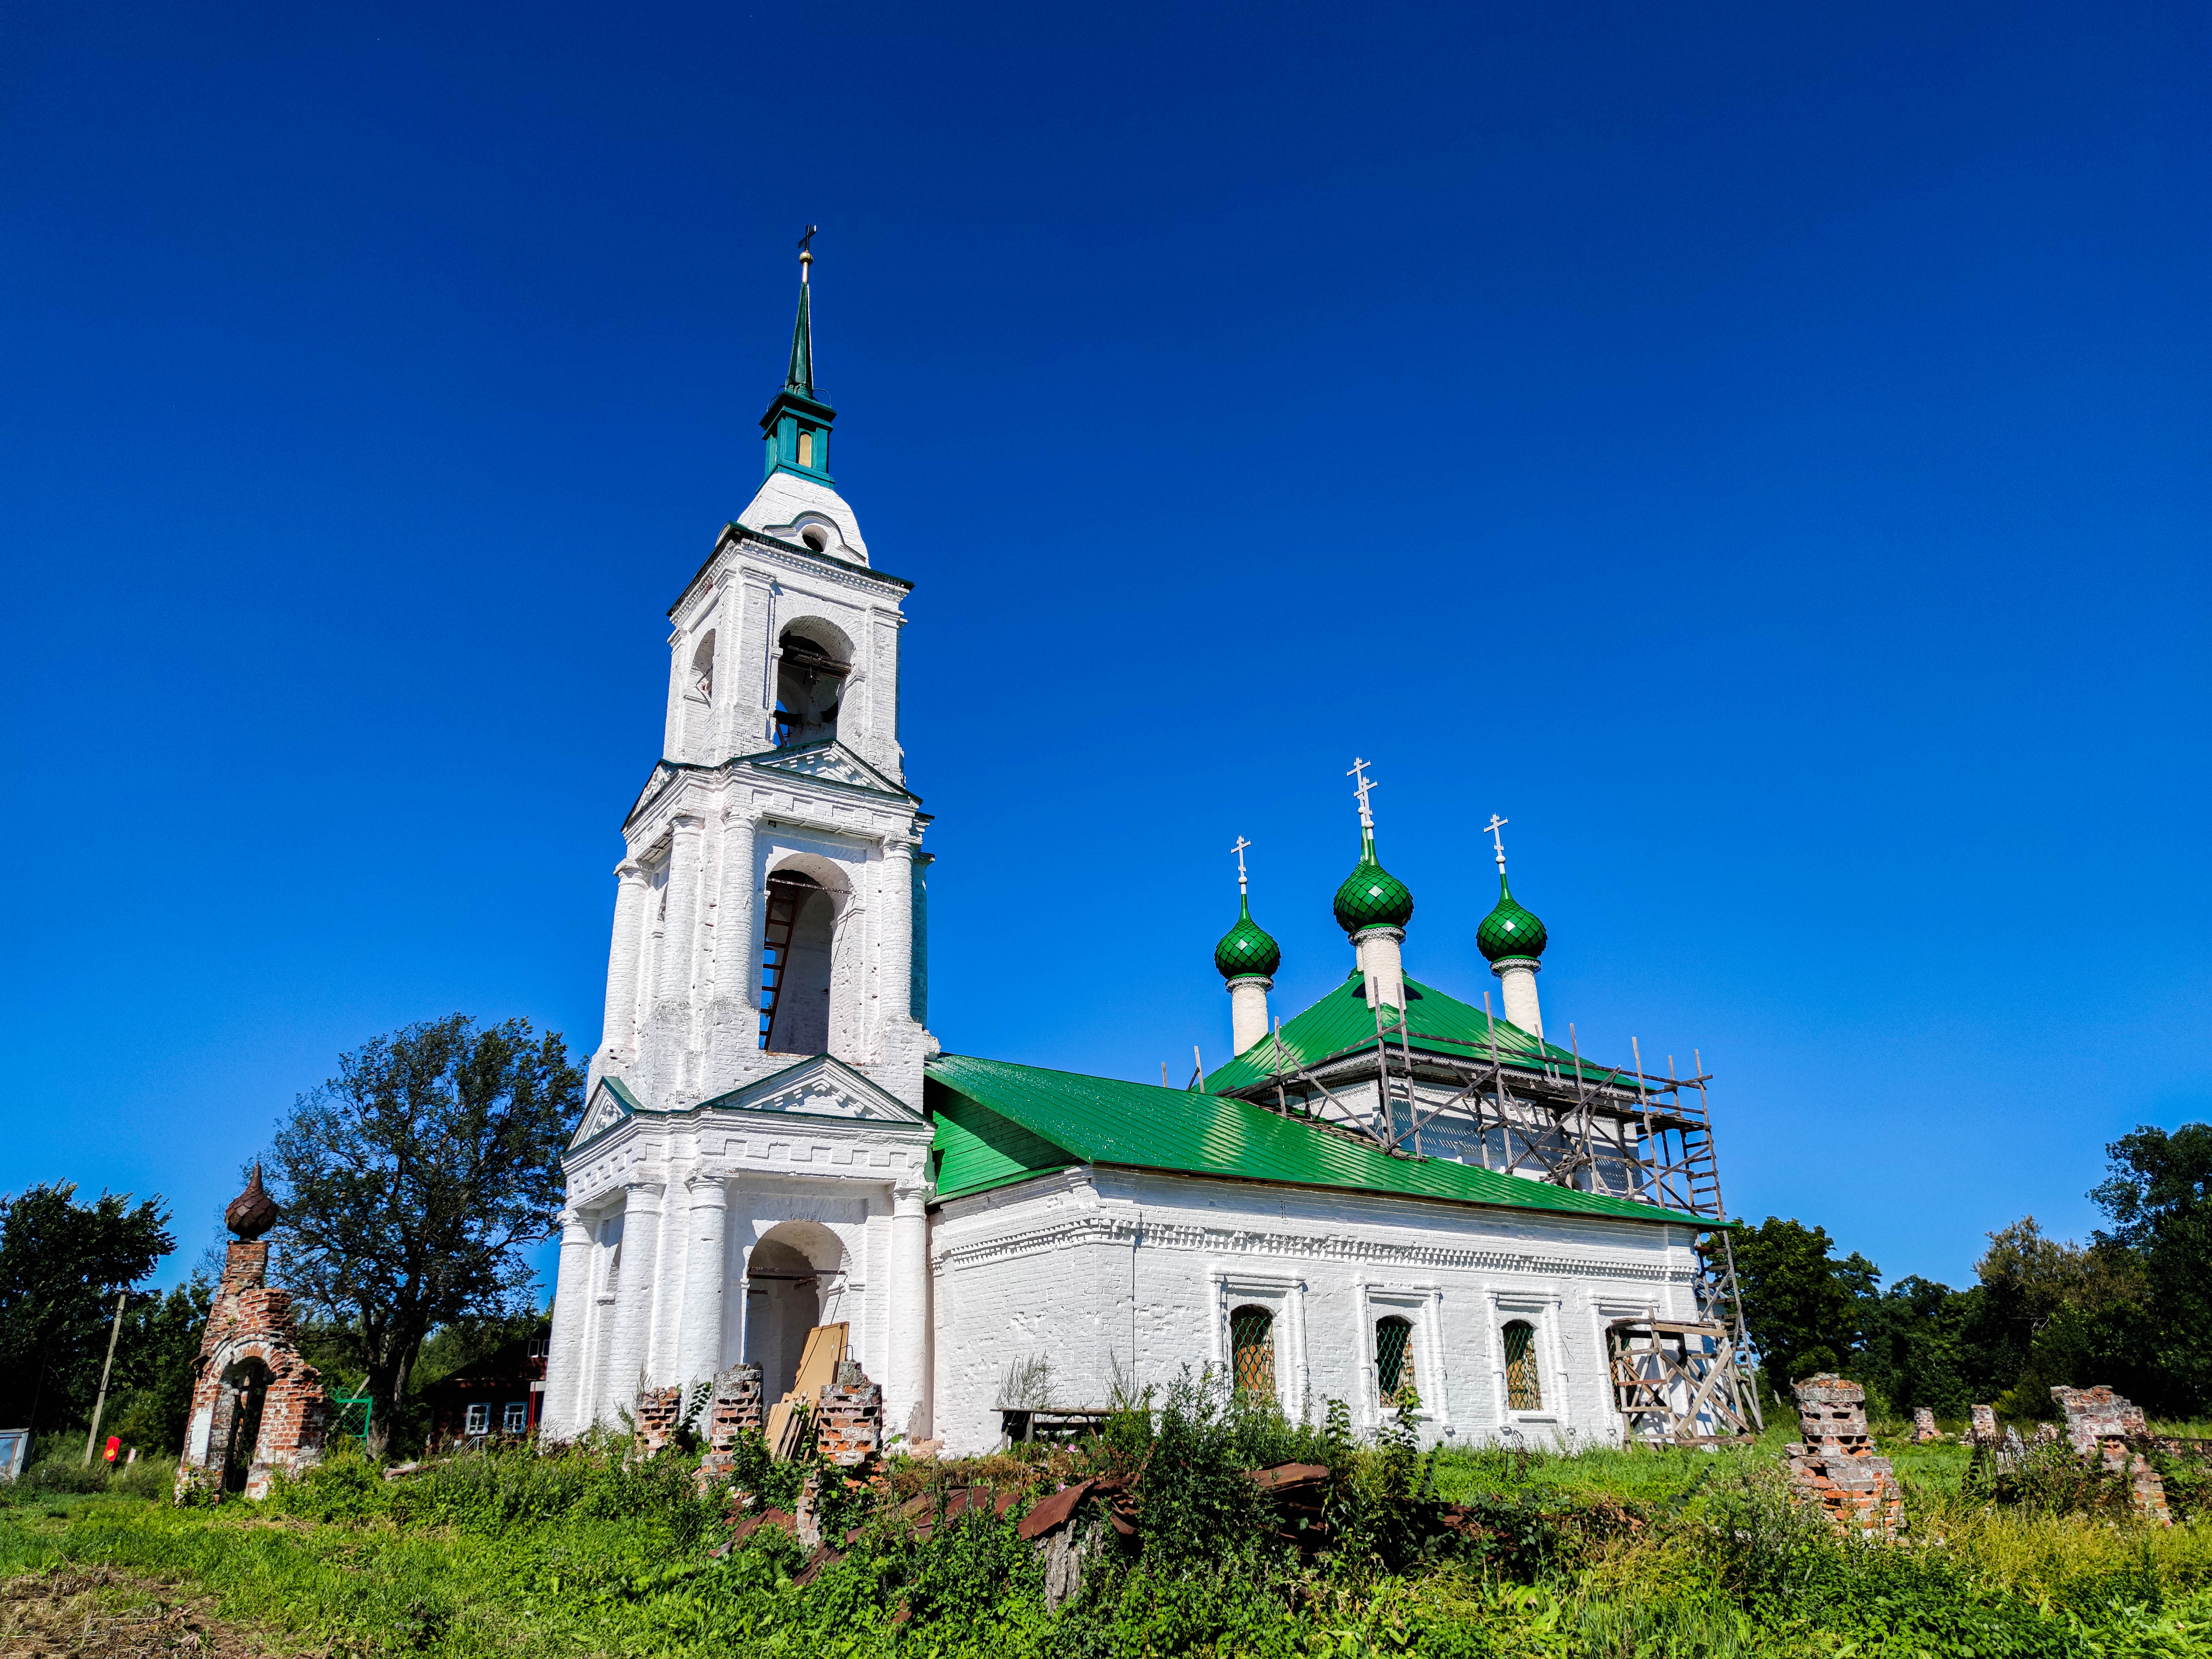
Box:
697;1054;925;1125
569;1075;645;1150
743;741;908;797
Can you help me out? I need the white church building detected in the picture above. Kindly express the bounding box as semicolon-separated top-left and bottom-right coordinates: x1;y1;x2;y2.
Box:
539;252;1717;1456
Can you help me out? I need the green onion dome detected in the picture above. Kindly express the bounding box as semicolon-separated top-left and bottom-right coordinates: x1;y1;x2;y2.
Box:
1476;877;1547;963
1332;836;1415;935
1214;896;1281;980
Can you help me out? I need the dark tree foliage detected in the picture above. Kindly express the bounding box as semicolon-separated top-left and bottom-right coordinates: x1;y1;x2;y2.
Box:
262;1014;581;1445
105;1277;217;1453
1733;1217;1859;1391
0;1183;175;1436
2091;1123;2212;1415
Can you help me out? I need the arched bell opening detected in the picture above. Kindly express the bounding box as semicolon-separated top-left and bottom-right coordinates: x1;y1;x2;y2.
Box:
742;1222;849;1401
773;622;851;749
759;868;836;1054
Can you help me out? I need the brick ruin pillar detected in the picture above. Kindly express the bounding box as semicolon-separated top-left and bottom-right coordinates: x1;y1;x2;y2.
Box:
1783;1374;1902;1540
696;1363;764;1491
632;1384;685;1460
174;1165;327;1503
1911;1407;1938;1443
2052;1385;2170;1525
817;1360;884;1468
1968;1403;1998;1446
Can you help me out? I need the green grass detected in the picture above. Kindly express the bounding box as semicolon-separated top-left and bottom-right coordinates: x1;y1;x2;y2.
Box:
11;1427;2212;1659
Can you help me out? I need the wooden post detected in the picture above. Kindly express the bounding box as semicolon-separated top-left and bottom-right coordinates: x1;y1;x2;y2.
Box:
81;1291;127;1466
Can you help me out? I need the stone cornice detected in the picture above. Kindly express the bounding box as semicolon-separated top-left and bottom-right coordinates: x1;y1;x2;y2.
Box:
668;525;914;629
932;1209;1693;1285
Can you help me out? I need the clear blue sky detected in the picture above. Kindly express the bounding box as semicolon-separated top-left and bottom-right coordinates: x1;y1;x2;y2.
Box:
4;1;2208;1299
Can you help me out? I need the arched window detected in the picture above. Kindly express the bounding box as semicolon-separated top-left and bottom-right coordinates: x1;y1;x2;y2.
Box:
760;869;832;1054
1376;1315;1414;1405
689;631;716;703
774;626;849;749
1230;1305;1276;1401
1503;1320;1542;1411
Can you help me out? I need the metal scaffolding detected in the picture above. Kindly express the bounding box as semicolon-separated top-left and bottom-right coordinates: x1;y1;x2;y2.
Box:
1216;996;1762;1444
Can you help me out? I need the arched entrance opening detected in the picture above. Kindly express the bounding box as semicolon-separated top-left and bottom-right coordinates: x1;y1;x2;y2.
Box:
742;1222;849;1400
217;1357;273;1494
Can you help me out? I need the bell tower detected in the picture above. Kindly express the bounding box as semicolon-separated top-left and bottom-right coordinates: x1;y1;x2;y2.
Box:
590;239;935;1117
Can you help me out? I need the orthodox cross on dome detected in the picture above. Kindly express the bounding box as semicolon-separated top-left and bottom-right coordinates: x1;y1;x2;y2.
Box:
1231;835;1253;895
798;224;818;281
1484;813;1509;874
1346;757;1377;831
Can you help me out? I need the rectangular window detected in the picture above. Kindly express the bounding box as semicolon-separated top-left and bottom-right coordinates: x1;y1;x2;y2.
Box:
503;1401;528;1435
1376;1316;1414;1404
464;1403;490;1436
797;429;814;467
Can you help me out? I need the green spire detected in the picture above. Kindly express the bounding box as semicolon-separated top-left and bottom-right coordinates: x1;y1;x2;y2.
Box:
759;230;836;486
785;267;814;394
1476;873;1547;963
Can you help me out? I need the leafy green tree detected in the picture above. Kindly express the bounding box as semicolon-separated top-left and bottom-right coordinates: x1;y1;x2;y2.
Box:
261;1014;581;1449
1733;1217;1859;1393
0;1184;176;1436
2091;1123;2212;1415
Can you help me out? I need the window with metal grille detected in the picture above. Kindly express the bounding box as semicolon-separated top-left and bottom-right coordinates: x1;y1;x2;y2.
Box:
1229;1305;1276;1401
1375;1315;1414;1403
1503;1320;1542;1411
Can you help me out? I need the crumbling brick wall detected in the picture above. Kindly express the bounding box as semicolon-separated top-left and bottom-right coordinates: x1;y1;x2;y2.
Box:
174;1240;327;1503
1911;1407;1937;1443
696;1363;764;1491
2052;1385;2170;1525
1784;1374;1901;1540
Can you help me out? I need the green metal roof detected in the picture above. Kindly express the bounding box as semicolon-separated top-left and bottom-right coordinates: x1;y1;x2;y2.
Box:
1203;971;1622;1095
924;1052;1697;1226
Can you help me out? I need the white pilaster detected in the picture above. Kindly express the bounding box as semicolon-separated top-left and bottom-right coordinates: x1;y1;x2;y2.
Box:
1227;976;1272;1056
600;862;650;1066
1494;959;1542;1038
603;1181;664;1420
1354;927;1406;1012
677;1175;729;1390
887;1181;931;1444
544;1209;594;1437
656;816;706;1008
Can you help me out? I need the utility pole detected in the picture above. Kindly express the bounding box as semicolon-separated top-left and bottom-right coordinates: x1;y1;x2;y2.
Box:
81;1292;128;1466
